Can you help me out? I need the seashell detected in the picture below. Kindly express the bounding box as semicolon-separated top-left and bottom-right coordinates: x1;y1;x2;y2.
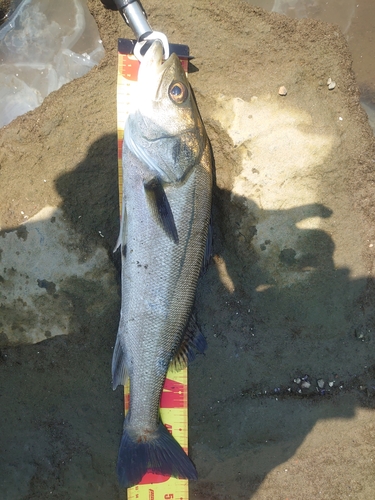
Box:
328;81;336;90
317;379;325;389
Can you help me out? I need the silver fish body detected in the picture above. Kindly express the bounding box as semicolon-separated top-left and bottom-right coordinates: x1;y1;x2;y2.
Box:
112;40;213;488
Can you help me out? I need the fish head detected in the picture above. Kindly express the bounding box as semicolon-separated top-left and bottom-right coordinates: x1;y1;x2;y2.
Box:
126;40;207;183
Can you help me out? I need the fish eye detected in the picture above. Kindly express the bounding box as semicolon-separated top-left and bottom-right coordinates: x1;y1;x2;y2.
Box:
168;82;188;104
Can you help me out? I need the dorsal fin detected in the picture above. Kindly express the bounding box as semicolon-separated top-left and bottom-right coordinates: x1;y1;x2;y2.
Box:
171;315;207;370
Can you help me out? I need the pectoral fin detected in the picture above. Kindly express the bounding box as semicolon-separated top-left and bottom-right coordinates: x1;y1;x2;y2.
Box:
144;177;179;244
201;214;213;276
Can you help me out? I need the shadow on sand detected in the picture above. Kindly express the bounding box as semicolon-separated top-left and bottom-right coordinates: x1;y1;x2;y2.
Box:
1;133;375;499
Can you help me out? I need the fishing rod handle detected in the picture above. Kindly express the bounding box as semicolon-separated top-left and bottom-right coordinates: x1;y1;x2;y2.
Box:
113;0;152;40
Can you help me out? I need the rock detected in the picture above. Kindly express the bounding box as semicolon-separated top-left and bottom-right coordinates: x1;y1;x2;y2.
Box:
0;206;118;346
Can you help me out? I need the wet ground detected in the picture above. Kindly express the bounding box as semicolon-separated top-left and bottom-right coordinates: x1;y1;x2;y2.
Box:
252;0;375;131
1;1;375;499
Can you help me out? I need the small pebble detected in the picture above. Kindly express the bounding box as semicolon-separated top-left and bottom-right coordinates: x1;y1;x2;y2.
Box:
317;379;325;389
328;81;336;90
301;381;311;389
327;77;332;85
328;381;334;387
294;378;301;384
278;86;287;96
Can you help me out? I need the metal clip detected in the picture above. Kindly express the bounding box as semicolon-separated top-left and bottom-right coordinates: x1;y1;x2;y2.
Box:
113;0;169;61
133;31;169;61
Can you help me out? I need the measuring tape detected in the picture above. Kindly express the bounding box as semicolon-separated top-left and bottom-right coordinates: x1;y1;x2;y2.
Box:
117;39;191;500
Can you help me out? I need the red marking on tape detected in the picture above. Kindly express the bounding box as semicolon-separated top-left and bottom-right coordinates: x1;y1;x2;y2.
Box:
160;378;186;408
118;139;123;159
139;470;171;485
120;58;140;81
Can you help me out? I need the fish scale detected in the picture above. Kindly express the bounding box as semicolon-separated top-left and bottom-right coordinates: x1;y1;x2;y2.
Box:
121;142;211;430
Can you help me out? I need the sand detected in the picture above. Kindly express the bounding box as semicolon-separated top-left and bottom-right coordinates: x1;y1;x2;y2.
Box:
1;1;375;498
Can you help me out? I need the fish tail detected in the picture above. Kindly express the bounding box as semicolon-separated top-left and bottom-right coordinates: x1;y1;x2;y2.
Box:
117;418;198;488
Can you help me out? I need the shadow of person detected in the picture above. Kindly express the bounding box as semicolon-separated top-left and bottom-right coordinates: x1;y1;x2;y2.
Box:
189;186;375;499
54;132;120;259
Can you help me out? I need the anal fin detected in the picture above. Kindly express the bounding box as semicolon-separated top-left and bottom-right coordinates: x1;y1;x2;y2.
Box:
144;177;179;244
112;333;128;390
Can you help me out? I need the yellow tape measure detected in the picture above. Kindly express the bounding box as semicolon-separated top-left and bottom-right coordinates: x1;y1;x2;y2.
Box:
116;39;191;500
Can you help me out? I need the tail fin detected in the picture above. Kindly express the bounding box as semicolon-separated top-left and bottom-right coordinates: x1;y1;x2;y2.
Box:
117;419;197;488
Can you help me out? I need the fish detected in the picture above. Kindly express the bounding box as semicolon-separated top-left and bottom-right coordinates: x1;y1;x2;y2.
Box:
112;39;213;488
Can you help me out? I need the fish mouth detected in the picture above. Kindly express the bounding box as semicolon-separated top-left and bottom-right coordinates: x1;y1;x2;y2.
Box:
143;39;164;69
139;39;178;76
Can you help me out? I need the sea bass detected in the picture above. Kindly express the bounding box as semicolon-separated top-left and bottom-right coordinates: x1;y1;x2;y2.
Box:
112;40;213;488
